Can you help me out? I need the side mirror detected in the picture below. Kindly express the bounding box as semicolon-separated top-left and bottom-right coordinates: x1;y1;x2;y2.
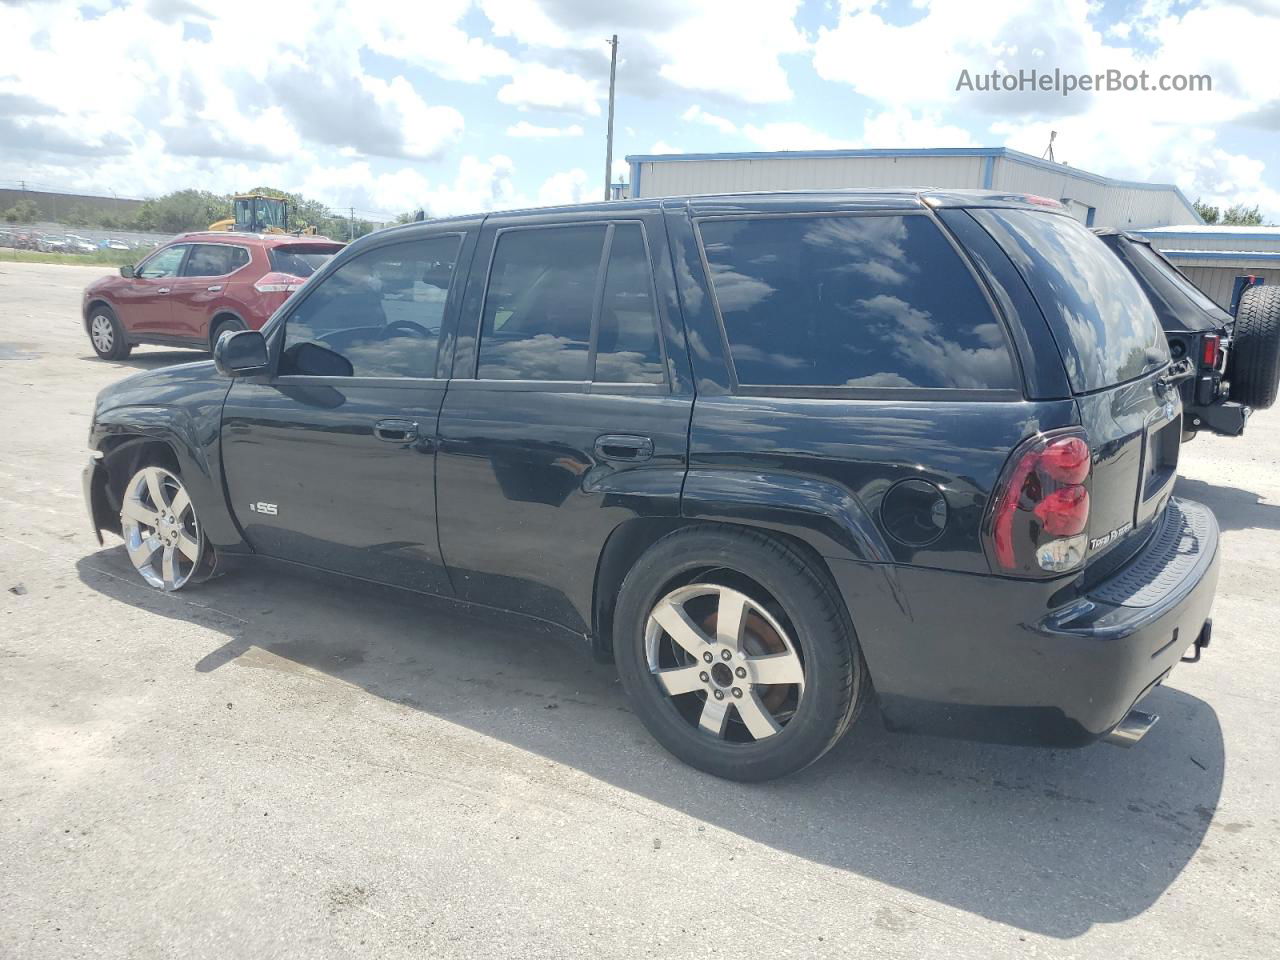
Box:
213;329;270;377
119;264;135;278
281;341;354;377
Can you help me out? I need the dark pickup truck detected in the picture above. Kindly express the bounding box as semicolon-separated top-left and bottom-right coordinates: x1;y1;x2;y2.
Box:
84;190;1219;780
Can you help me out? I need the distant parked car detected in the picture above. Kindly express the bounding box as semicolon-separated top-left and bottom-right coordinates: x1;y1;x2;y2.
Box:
38;235;70;253
81;230;344;360
105;238;130;251
66;234;97;254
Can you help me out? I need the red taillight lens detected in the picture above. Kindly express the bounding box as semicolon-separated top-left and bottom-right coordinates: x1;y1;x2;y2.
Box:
1038;436;1090;484
1033;485;1089;535
989;431;1093;575
1201;334;1220;368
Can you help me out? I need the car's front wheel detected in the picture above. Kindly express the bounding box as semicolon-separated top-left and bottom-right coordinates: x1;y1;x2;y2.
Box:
613;526;870;781
87;305;131;361
119;465;207;591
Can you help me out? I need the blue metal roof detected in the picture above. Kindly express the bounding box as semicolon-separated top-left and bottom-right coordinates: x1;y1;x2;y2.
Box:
625;146;1204;224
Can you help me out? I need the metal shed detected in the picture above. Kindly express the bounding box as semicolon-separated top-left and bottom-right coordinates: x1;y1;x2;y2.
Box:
625;147;1202;231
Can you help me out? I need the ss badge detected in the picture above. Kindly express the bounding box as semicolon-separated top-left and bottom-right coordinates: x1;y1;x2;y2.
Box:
249;501;278;516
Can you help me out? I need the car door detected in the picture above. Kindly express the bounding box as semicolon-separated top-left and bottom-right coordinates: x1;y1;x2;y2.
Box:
220;227;476;595
435;208;693;631
169;242;251;342
114;244;190;335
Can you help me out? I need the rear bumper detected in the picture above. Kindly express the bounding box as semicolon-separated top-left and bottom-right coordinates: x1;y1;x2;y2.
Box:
1185;399;1250;437
829;497;1220;747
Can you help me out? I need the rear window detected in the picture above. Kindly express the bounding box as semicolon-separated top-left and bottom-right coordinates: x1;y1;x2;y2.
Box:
1129;241;1225;317
271;245;342;277
697;214;1019;390
972;209;1168;393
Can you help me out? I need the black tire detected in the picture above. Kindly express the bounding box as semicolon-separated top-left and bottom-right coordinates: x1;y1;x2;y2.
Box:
87;304;131;361
209;316;244;353
1229;286;1280;410
613;525;870;781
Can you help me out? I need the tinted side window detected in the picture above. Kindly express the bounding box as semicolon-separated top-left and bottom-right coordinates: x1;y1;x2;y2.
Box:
183;244;249;277
972;209;1167;392
279;236;461;379
595;224;665;384
477;225;606;381
698;215;1018;390
138;244;189;279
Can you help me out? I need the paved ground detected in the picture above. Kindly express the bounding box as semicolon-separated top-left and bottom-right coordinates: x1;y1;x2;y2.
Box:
1;259;1278;959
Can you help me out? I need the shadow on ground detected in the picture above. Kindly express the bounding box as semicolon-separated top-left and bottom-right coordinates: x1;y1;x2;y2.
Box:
77;547;1224;940
1175;475;1280;533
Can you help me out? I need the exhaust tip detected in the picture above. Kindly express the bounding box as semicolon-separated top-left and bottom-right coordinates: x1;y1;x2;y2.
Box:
1103;709;1159;747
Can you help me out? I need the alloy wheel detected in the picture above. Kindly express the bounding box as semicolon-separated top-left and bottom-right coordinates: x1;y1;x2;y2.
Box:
90;314;114;353
120;466;203;591
644;583;805;742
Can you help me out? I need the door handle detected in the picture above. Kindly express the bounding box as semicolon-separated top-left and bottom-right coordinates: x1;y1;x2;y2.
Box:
157;287;171;294
373;418;419;443
595;434;654;462
206;284;223;292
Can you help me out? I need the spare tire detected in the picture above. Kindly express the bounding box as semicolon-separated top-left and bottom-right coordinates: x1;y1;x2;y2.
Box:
1229;285;1280;410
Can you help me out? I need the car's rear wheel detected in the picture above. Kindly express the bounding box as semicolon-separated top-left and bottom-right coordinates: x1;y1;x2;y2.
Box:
88;305;131;361
119;465;206;591
1229;285;1280;410
613;526;870;781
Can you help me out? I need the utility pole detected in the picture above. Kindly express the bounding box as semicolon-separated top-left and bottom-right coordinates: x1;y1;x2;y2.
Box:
603;34;618;201
349;207;356;241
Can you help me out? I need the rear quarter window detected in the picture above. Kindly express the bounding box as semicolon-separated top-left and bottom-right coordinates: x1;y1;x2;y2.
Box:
971;209;1169;393
697;213;1019;391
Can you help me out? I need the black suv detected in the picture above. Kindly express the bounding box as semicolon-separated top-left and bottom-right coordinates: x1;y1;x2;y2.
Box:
84;191;1220;781
1097;228;1280;439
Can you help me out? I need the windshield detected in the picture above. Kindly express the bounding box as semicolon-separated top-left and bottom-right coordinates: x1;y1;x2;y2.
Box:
270;245;342;277
972;209;1169;393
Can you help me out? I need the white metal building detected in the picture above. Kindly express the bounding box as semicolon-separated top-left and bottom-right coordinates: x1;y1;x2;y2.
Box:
1133;225;1280;310
626;147;1202;231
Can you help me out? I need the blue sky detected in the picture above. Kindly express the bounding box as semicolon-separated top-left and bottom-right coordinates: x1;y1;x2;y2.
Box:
2;0;1278;221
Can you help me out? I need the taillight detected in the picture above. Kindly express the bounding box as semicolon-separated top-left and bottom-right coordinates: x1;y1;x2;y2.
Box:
988;431;1092;576
1201;333;1221;369
254;272;303;294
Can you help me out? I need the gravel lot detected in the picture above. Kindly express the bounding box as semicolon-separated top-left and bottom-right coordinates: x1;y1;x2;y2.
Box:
2;259;1278;959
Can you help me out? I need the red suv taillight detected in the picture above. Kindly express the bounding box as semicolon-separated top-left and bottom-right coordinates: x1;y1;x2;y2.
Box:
254;272;304;294
1201;333;1221;369
988;431;1092;576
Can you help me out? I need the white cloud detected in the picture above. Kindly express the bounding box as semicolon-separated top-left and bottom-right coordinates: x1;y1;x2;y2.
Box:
648;140;684;154
682;105;737;134
536;168;591;206
498;63;601;115
740;123;856;150
507;121;585;139
481;0;807;104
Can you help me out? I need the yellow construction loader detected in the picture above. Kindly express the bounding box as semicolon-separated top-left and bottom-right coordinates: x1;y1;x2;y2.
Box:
209;194;316;234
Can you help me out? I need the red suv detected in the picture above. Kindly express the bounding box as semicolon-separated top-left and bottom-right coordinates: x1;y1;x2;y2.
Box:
82;232;344;360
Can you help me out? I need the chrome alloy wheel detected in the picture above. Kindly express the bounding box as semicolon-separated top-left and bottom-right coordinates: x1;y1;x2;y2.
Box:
120;466;203;591
90;314;114;353
645;583;805;742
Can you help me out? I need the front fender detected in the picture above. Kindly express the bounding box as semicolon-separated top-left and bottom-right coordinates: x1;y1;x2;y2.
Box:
90;397;245;554
681;468;891;563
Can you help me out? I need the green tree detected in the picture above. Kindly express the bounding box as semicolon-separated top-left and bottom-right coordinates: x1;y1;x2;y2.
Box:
1221;203;1263;226
1194;199;1219;224
3;198;40;223
1195;199;1265;226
